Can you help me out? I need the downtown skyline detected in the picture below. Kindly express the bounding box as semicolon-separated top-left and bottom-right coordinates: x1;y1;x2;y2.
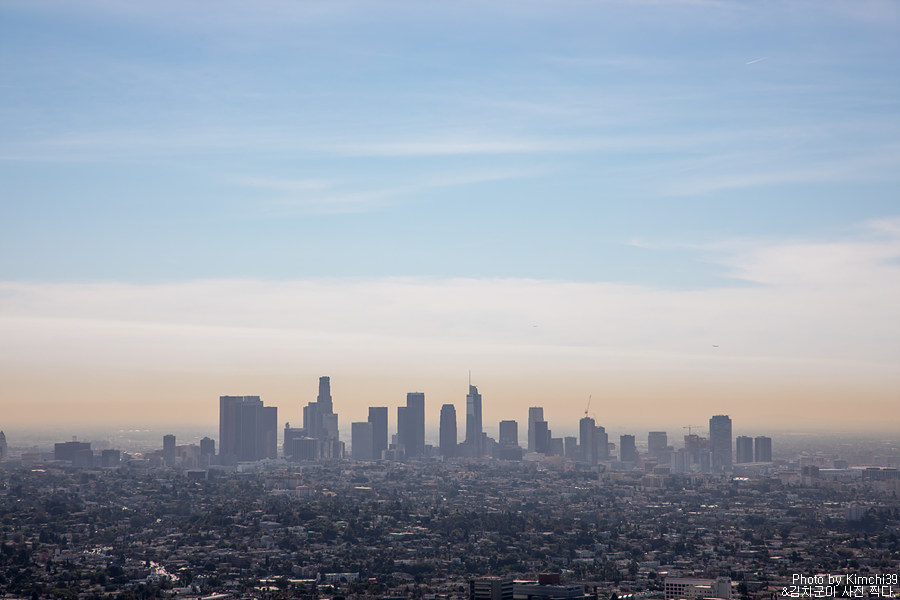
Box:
1;1;898;433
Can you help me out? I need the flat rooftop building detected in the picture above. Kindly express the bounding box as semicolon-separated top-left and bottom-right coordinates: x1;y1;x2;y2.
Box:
664;577;732;600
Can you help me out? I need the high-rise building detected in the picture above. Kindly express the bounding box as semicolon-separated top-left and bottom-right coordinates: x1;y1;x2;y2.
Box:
219;395;277;464
303;400;321;439
465;384;484;457
735;436;753;463
528;407;544;452
317;376;333;415
283;423;306;459
620;434;638;462
351;421;374;460
533;420;550;453
53;440;95;466
302;376;340;450
54;440;91;462
709;415;733;473
562;436;576;458
595;425;609;460
322;413;339;440
295;376;342;461
648;431;668;457
368;407;388;459
408;392;425;457
397;393;425;458
0;431;6;461
294;438;319;461
549;437;564;456
163;434;176;467
219;395;244;460
440;404;457;458
199;437;215;466
396;406;408;456
499;420;518;447
754;436;772;462
579;417;596;464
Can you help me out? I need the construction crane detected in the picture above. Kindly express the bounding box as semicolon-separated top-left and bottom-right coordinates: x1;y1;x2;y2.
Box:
683;425;703;436
584;394;592;417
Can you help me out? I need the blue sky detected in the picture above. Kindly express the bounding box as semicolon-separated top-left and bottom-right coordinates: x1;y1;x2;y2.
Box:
1;1;898;433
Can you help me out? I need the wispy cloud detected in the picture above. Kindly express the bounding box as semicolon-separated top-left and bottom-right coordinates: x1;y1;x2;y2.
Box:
233;168;543;214
661;146;900;196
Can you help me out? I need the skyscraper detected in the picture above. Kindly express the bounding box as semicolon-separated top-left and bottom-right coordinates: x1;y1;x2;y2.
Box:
303;400;321;439
368;406;388;460
439;403;457;458
0;431;6;461
533;420;550;453
283;423;306;460
595;425;609;460
409;392;425;457
302;376;339;447
580;416;596;463
527;407;543;452
322;413;339;440
351;421;374;460
648;431;668;457
620;434;637;462
199;437;215;466
218;395;277;464
297;376;342;460
735;436;753;463
219;395;244;461
465;384;483;457
317;376;333;415
754;435;772;462
397;405;408;455
709;415;733;473
564;436;578;458
398;393;425;458
498;420;518;447
163;434;176;467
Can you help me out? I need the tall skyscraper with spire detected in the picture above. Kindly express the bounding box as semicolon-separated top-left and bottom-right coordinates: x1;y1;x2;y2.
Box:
465;383;484;457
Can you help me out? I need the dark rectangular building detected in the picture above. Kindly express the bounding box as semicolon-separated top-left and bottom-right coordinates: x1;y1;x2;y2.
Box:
368;406;388;459
219;395;277;464
735;435;753;463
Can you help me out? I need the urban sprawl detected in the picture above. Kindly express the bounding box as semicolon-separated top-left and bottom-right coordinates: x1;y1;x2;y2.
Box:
0;377;897;600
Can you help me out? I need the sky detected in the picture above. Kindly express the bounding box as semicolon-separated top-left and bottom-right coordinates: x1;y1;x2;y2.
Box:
1;0;899;439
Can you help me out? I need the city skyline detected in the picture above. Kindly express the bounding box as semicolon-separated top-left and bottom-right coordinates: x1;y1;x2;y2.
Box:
44;372;771;469
1;2;898;434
